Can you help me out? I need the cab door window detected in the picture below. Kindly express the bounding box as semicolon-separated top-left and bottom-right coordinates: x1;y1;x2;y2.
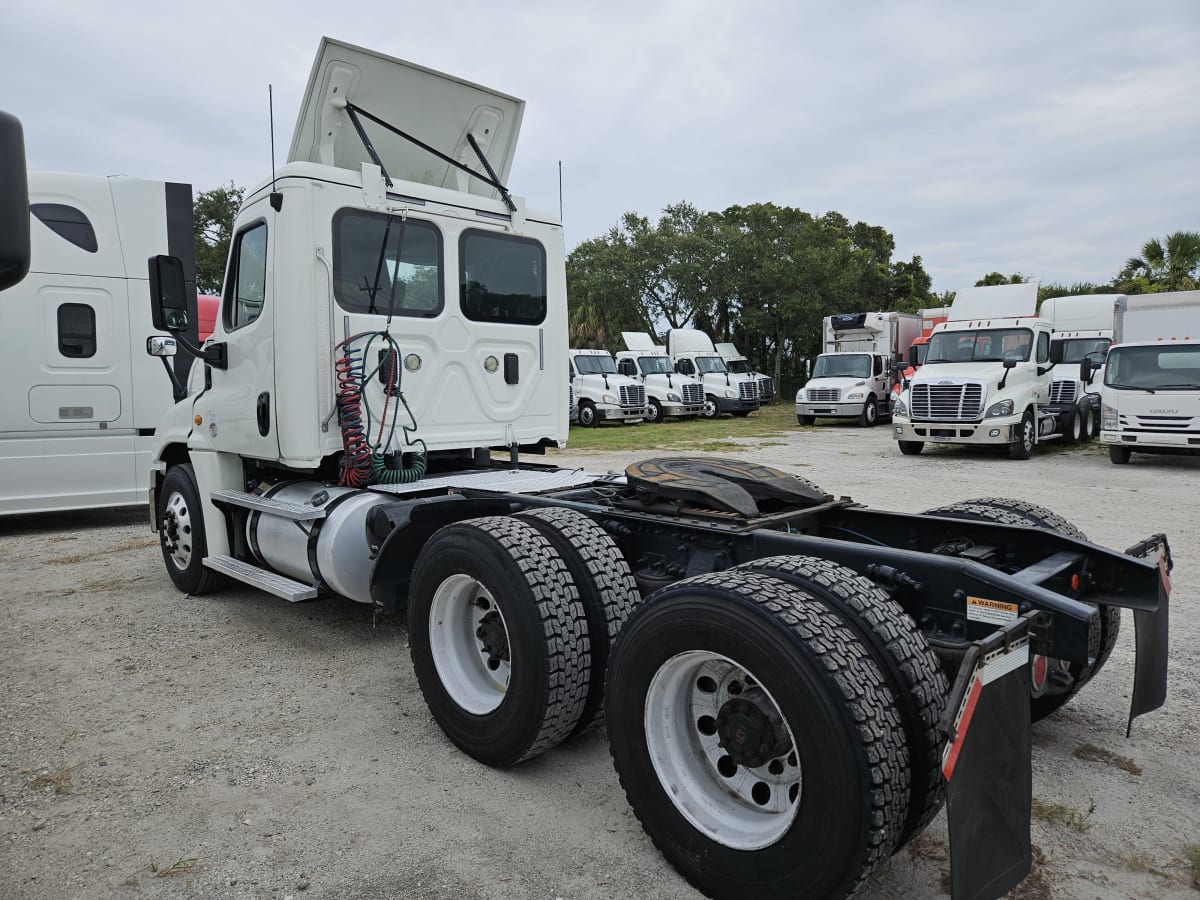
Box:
224;222;268;331
1036;332;1050;364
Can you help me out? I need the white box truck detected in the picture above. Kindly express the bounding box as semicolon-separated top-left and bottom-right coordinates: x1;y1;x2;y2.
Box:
616;332;703;421
1040;294;1118;441
715;341;775;401
1;48;1172;900
665;327;760;418
892;283;1069;458
796;310;918;426
0;172;199;515
1101;291;1200;464
569;348;647;425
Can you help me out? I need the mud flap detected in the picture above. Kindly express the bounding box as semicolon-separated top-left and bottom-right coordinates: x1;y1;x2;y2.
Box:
941;616;1034;900
1126;533;1172;736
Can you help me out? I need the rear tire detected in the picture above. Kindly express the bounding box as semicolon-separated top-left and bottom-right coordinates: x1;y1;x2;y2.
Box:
606;570;908;900
898;441;924;456
735;556;947;843
157;464;221;595
1064;411;1083;443
922;499;1120;722
516;508;640;735
1077;408;1093;442
1110;445;1131;464
408;516;591;766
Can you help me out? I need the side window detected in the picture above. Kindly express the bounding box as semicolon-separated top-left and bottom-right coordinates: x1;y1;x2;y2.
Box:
225;222;268;330
617;358;636;376
32;204;98;253
460;230;547;325
57;303;96;358
1036;331;1050;364
676;359;695;376
874;356;884;377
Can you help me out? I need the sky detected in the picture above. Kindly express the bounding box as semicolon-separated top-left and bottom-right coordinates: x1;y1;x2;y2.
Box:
3;0;1197;294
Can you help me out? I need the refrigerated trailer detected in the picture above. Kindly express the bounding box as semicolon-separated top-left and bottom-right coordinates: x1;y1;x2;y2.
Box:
0;52;1173;899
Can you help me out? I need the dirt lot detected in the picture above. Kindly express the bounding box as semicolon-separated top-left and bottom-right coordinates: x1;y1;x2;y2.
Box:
1;425;1198;899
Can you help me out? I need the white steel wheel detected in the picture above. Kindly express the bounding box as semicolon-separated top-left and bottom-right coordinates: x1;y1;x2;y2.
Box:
645;650;801;850
162;488;194;572
428;574;511;715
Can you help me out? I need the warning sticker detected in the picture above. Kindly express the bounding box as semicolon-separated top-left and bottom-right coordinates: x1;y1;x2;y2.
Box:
966;596;1019;626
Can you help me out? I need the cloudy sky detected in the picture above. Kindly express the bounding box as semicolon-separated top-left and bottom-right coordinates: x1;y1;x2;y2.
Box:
3;0;1197;293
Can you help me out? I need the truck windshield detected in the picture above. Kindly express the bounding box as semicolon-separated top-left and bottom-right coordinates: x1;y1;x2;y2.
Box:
1105;345;1200;390
574;355;617;375
639;356;674;375
926;328;1032;363
812;354;870;379
696;356;728;374
1053;337;1111;364
724;359;750;373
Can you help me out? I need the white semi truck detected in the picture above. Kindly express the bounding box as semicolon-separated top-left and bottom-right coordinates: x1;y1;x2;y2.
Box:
0;172;200;515
616;332;703;422
1040;294;1118;442
795;311;918;427
1101;290;1200;464
892;283;1082;459
2;50;1174;900
715;341;775;401
568;348;646;426
666;327;760;418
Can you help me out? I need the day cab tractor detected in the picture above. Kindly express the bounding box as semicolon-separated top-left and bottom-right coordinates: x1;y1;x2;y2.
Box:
1;44;1171;900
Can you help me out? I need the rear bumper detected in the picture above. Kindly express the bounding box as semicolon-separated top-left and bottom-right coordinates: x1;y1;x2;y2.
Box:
893;418;1017;445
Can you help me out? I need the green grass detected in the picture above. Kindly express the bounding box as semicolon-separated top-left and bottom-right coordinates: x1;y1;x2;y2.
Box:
554;401;806;453
1031;797;1095;832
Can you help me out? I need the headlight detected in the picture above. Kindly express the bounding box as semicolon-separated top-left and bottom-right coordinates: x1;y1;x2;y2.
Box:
893;397;907;417
601;393;617;405
846;392;864;401
986;400;1014;418
667;393;681;402
795;389;805;401
724;389;736;398
1102;404;1118;430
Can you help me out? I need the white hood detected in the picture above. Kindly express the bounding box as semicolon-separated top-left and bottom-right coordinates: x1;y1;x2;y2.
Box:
289;38;525;201
911;361;1008;383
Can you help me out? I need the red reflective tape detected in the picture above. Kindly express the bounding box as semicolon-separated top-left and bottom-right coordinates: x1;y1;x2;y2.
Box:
942;675;984;782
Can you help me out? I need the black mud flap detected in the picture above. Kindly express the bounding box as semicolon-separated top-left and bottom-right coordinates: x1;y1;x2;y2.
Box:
941;615;1034;900
1125;533;1172;736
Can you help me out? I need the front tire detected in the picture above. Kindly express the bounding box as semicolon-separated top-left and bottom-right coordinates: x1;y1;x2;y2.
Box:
408;516;591;766
1009;409;1036;460
858;396;879;427
577;400;597;427
645;398;664;423
1110;445;1131;464
702;395;721;420
157;464;220;595
607;570;908;900
797;414;816;426
731;410;752;418
898;440;924;456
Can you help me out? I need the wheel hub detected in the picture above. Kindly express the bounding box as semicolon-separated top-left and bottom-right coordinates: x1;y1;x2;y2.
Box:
716;688;791;768
475;607;510;668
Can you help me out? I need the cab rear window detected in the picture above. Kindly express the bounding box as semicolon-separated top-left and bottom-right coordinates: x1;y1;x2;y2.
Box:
460;230;546;325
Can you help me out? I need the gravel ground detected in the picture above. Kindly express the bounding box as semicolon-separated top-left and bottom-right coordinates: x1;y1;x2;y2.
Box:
1;424;1197;900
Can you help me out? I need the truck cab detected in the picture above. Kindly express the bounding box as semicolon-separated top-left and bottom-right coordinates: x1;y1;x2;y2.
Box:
715;342;775;401
570;348;646;426
1040;294;1117;442
616;332;702;422
893;284;1062;459
665;328;760;419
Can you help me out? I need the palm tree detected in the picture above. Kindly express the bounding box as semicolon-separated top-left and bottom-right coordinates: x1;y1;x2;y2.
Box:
1124;231;1200;291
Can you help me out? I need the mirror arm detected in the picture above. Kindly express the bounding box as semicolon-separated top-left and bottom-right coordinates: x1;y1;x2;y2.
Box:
172;334;228;370
157;356;185;401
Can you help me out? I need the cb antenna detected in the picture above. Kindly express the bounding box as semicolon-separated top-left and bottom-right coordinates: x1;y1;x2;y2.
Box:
269;84;282;211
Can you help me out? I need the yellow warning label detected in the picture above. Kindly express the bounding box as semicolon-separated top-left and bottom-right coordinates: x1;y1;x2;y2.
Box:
966;595;1019;626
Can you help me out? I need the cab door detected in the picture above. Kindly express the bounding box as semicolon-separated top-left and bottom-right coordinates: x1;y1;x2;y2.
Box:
191;210;278;460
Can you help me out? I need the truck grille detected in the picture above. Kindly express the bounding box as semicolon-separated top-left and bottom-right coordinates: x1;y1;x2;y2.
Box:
1050;380;1077;405
911;382;985;420
807;388;840;402
681;382;703;405
739;380;759;401
757;377;775;399
619;384;646;408
569;385;576;415
1119;414;1199;433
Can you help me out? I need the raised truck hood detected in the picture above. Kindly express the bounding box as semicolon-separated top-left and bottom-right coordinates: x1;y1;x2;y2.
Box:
289;37;525;201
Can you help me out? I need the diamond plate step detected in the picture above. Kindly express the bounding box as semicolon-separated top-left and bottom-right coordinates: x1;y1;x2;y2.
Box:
203;555;318;602
210;489;327;521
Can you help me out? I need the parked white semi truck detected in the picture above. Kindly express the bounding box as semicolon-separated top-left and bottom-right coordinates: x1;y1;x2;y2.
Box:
569;348;646;426
715;341;775;401
0;172;199;515
1101;290;1200;464
616;332;703;422
666;327;760;418
3;53;1175;900
1040;294;1118;442
795;310;918;426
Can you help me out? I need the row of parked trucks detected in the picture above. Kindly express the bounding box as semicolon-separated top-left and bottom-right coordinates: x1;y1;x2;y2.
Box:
0;39;1177;899
569;328;774;425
